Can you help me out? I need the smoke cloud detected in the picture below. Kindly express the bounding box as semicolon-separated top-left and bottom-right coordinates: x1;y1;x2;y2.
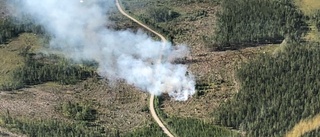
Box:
9;0;195;101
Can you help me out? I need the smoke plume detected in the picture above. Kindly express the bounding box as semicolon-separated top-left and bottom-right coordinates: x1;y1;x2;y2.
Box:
9;0;195;101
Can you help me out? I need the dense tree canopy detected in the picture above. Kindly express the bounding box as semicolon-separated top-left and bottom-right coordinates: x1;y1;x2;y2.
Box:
0;17;44;44
215;42;320;136
214;0;308;50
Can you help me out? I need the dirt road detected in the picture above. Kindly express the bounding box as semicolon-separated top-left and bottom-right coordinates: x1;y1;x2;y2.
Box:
115;0;174;137
285;114;320;137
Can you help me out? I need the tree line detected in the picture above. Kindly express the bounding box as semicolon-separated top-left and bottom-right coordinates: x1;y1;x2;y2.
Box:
0;52;95;90
0;16;45;44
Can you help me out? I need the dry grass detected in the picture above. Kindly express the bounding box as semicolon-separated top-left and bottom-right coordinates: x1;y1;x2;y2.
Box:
295;0;320;16
285;114;320;137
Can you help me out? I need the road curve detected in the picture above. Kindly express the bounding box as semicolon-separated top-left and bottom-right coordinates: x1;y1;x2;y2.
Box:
115;1;174;137
115;0;167;42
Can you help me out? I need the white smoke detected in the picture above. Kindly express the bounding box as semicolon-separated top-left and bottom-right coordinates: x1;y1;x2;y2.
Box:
9;0;195;101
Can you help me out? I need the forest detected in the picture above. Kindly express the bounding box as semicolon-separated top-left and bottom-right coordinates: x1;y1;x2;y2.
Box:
215;42;320;136
1;52;95;91
0;16;44;44
213;0;308;50
213;0;320;136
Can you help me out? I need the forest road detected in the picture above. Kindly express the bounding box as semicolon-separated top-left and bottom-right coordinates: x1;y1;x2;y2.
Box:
285;114;320;137
115;0;174;137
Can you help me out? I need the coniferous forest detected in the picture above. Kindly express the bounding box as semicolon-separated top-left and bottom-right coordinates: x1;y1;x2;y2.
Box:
213;0;320;136
215;42;320;136
0;17;44;44
213;0;308;50
1;52;95;91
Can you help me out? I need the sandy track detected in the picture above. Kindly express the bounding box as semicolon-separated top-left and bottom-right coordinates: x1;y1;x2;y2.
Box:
115;0;174;137
285;114;320;137
115;0;166;42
